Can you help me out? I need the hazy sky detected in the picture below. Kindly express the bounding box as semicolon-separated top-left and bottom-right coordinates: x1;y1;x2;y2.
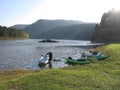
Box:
0;0;120;26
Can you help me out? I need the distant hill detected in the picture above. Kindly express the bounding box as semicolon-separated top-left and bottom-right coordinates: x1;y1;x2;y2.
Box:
24;19;83;38
23;19;95;40
10;24;29;29
92;10;120;43
35;24;96;40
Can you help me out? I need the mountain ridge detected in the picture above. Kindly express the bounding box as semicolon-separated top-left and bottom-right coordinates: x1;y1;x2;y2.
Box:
10;24;29;30
10;19;96;40
23;19;95;40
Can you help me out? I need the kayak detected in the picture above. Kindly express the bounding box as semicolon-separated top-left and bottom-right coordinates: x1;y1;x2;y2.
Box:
86;53;109;60
39;57;49;66
87;51;109;60
39;52;53;66
65;58;91;65
95;55;109;60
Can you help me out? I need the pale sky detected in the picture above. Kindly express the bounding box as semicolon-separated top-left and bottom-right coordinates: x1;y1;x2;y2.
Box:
0;0;120;26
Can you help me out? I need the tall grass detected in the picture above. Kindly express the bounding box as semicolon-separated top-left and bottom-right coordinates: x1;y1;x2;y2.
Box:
0;44;120;90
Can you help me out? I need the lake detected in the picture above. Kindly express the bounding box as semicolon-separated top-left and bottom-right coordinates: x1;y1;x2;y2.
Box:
0;39;100;70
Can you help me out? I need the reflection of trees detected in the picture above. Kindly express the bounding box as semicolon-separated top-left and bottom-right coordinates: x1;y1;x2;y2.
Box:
39;64;46;69
48;62;52;69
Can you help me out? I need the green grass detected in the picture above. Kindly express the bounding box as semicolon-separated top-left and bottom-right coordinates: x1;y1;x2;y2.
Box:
0;44;120;90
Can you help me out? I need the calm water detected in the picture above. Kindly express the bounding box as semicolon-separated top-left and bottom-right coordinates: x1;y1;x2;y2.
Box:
0;39;99;70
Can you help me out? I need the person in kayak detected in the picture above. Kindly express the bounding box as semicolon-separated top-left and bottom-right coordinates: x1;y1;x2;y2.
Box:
81;52;87;58
88;51;102;56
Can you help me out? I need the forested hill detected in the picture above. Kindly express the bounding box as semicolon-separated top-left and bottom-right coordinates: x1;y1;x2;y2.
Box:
23;19;95;40
0;26;29;39
24;19;83;38
35;24;96;40
92;10;120;43
10;24;29;30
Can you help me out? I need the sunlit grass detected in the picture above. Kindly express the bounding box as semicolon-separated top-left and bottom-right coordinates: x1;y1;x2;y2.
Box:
0;44;120;90
0;70;39;84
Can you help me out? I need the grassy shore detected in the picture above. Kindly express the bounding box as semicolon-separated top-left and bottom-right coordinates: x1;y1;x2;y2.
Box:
0;44;120;90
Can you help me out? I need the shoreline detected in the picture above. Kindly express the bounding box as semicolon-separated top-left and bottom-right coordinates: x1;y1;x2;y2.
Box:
0;44;120;90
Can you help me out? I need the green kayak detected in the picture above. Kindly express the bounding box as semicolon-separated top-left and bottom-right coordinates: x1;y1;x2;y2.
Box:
65;58;91;65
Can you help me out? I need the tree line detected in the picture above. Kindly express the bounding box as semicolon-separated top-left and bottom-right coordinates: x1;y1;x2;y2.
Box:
0;25;29;39
100;9;120;28
92;9;120;43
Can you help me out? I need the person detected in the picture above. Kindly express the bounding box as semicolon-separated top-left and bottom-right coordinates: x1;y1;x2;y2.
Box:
89;51;93;54
92;51;98;55
46;52;53;62
89;51;102;56
96;52;102;56
68;57;72;59
87;51;94;57
81;52;87;58
40;55;44;60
